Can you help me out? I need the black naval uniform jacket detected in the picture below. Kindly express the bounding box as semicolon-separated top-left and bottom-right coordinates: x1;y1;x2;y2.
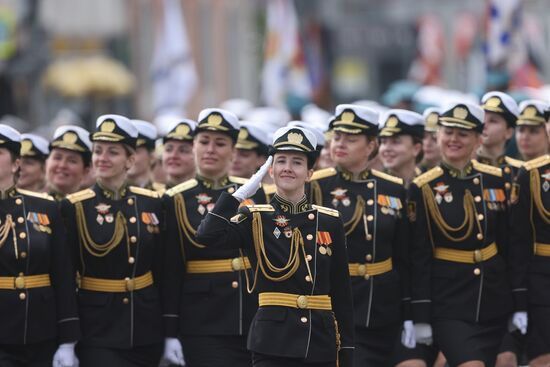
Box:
308;167;410;329
196;192;355;366
162;175;267;338
0;187;80;345
60;183;165;348
509;154;550;310
408;160;513;324
477;154;524;203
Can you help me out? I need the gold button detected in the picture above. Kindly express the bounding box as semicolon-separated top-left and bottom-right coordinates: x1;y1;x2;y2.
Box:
123;297;129;304
228;187;235;194
474;268;481;276
474;196;482;203
19;232;26;239
15;198;22;205
15;276;25;289
305;275;311;282
20;251;27;258
128;257;135;264
477;214;484;221
474;250;483;263
367;215;374;221
366;254;372;261
306;254;312;261
231;258;243;271
300;316;308;323
367;183;374;189
505;182;511;189
473;177;480;185
366;234;372;241
357;264;366;276
367;199;374;206
477;233;483;240
129;217;136;223
130;236;137;243
127;198;134;205
364;274;370;280
504;167;511;174
308;213;315;220
306;234;313;241
125;278;135;291
19;292;26;300
17;217;24;224
231;281;239;289
296;295;308;309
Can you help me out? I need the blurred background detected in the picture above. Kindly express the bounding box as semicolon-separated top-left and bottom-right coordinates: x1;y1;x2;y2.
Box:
1;0;550;135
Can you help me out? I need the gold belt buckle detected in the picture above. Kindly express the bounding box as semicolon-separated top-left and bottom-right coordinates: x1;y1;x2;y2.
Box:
296;295;308;309
231;258;243;271
474;250;483;263
15;276;25;289
125;278;135;292
357;264;366;276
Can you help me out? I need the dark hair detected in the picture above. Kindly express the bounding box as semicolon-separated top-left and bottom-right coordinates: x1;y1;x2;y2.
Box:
271;149;318;170
413;136;424;164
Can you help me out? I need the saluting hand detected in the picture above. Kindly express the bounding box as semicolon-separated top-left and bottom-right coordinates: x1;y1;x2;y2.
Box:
232;155;273;202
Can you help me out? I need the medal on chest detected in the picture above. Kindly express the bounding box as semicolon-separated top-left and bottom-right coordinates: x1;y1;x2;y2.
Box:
377;194;402;216
95;203;112;225
26;212;51;234
142;212;160;233
433;182;452;204
330;187;350;207
317;231;332;256
196;193;213;215
542;170;550;192
273;215;290;239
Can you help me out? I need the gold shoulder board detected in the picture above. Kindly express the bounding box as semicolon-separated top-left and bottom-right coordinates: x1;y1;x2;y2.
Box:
247;204;275;212
524;154;550;171
66;189;96;204
312;204;340;217
16;189;54;201
504;156;524;169
152;182;166;191
371;169;404;185
412;166;444;187
262;183;276;195
229;176;248;185
166;179;198;197
472;160;502;177
310;167;337;181
129;186;159;198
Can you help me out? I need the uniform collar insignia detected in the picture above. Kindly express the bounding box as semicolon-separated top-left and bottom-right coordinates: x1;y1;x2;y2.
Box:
96;181;128;200
441;161;473;178
272;193;309;214
338;166;369;182
476;153;505;167
196;174;230;189
0;185;17;200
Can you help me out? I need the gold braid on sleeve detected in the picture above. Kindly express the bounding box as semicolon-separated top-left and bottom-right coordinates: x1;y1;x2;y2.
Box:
421;185;482;242
75;202;129;257
174;193;206;249
344;195;365;236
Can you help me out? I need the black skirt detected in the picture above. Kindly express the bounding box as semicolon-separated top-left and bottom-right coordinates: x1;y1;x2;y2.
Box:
252;352;334;367
527;305;550;361
180;335;252;367
433;317;506;367
77;343;163;367
354;324;401;367
0;340;56;367
391;332;439;366
498;329;527;365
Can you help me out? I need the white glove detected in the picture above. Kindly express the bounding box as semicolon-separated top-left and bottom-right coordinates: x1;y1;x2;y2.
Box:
401;320;416;349
511;311;528;335
414;323;433;346
232;156;273;202
52;342;77;367
160;337;185;366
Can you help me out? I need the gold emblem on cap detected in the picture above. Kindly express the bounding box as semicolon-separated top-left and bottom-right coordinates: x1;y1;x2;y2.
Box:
287;132;304;145
524;106;537;118
20;140;33;155
486;97;501;108
100;120;116;133
238;128;248;140
386;116;399;128
453;107;468;120
207;114;223;126
62;132;78;144
175;124;190;136
427;112;438;125
341;111;355;123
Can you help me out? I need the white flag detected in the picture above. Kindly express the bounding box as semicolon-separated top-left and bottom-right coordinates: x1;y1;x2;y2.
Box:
151;0;198;116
